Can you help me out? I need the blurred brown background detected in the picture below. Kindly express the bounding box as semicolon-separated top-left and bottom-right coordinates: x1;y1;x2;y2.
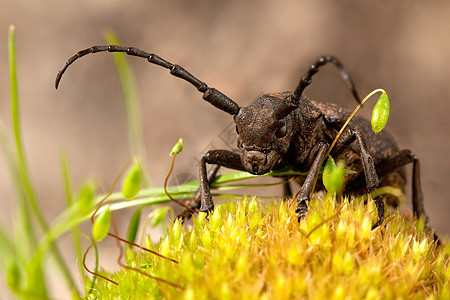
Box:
1;0;449;298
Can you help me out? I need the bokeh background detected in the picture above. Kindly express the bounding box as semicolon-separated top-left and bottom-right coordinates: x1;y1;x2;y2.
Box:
1;0;449;298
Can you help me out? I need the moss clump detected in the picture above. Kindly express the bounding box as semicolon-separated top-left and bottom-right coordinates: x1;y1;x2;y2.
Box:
89;196;449;299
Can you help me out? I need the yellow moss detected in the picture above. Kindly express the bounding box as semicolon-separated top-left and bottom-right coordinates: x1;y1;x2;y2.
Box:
91;194;448;299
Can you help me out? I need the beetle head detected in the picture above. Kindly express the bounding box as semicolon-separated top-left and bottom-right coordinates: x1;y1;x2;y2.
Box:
234;93;295;175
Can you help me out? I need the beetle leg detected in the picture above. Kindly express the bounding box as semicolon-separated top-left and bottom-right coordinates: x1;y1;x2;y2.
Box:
407;154;425;221
177;165;220;222
199;150;247;214
350;129;381;190
374;150;427;223
328;127;381;191
296;141;329;221
328;128;356;157
373;150;439;242
349;129;385;228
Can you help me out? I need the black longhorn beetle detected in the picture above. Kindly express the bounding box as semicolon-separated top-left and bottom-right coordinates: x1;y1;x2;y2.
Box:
55;45;430;230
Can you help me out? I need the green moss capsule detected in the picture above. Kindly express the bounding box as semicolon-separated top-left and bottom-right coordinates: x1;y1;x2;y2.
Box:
92;206;111;242
122;161;141;200
371;92;390;133
170;138;183;156
76;181;95;215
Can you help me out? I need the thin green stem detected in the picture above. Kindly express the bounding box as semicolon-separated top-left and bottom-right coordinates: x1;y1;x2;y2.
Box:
84;234;99;296
325;88;385;159
164;154;198;212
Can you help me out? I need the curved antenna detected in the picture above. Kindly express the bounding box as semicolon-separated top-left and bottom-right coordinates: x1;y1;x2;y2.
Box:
293;55;361;104
55;45;240;115
275;55;361;120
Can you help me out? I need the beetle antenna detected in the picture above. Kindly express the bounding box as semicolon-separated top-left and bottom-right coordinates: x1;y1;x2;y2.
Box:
293;55;361;104
55;45;240;115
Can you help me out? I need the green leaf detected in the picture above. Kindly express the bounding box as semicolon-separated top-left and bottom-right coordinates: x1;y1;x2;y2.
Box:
92;206;111;242
126;206;143;247
323;155;337;193
122;160;142;200
371;92;390;133
170;138;183;156
323;155;345;194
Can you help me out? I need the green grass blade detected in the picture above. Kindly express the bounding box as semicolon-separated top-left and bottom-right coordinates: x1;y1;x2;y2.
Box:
60;150;85;282
8;25;37;257
0;117;35;259
8;25;78;294
9;25;43;230
126;206;143;247
105;31;151;187
60;150;74;205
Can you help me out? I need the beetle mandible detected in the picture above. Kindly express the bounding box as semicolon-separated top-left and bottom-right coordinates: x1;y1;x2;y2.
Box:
55;45;429;229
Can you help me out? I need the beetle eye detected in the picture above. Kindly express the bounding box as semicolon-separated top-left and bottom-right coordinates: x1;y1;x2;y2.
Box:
275;123;287;138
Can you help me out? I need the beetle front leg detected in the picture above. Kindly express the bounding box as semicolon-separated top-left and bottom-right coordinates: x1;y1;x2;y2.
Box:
199;149;246;214
328;128;381;191
351;129;381;191
350;129;385;228
177;164;220;221
199;157;214;213
296;141;329;221
331;128;384;228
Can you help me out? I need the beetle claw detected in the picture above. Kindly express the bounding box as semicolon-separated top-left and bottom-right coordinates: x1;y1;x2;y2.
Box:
296;200;308;222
